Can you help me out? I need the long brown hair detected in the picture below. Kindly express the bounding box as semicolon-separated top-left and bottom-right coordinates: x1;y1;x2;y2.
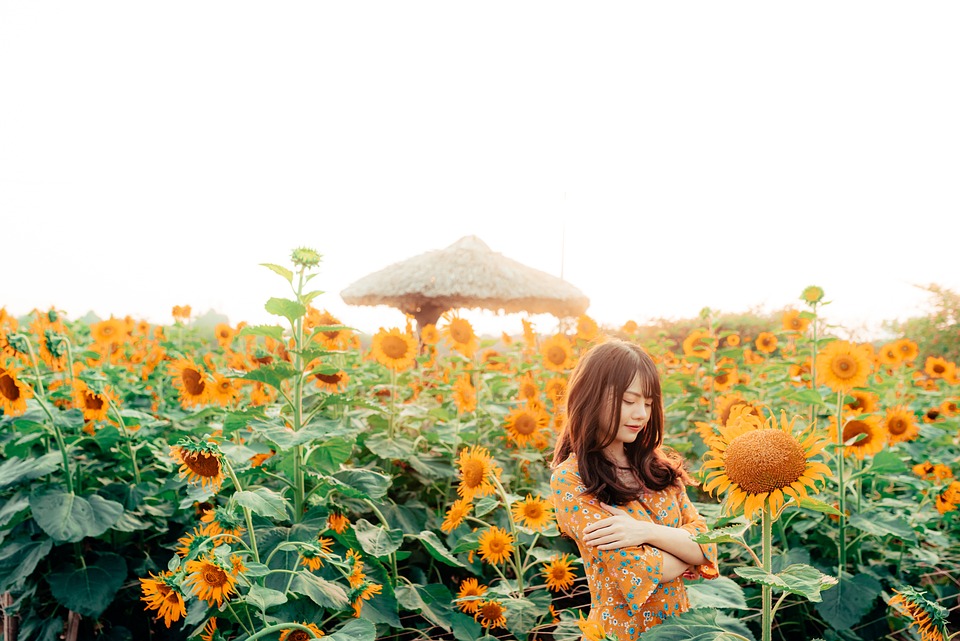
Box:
552;339;687;505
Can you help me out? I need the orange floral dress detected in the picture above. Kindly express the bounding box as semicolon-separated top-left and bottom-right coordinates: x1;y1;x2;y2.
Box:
550;454;719;639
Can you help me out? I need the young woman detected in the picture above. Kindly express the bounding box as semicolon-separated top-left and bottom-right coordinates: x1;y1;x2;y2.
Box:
550;339;718;638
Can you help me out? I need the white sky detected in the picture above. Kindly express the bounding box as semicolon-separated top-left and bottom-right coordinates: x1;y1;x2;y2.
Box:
2;1;959;341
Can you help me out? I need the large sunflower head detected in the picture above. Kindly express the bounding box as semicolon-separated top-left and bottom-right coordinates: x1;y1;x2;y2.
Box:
504;404;549;448
576;315;600;342
474;599;507;629
140;571;186;628
828;414;885;459
540;334;576;372
452;374;477;414
0;359;33;417
542;554;576;592
815;340;873;393
183;554;238;606
888;586;949;641
924;356;956;380
755;332;778;354
895;338;919;363
683;329;716;360
782;309;811;333
882;406;919;446
702;410;831;521
477;526;514;565
370;327;417;372
168;358;209;408
844;390;879;414
441;312;478;359
456;578;487;613
441;497;472;533
511;494;554;531
517;371;540;401
171;441;225;492
455;445;501;501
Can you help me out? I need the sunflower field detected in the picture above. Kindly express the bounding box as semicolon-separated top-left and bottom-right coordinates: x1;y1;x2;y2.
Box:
1;250;958;641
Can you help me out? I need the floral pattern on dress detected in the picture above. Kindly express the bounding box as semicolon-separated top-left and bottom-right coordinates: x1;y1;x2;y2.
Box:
550;454;719;639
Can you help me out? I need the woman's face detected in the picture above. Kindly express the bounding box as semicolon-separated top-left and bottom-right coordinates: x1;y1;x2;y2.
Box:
603;373;652;448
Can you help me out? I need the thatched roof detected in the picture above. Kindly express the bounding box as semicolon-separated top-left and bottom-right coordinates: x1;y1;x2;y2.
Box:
340;235;589;328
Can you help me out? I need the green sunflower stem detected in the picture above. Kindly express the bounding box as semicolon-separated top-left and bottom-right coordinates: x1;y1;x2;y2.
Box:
292;265;306;522
35;396;74;495
224;458;260;563
491;474;525;594
388;368;397;439
107;397;141;485
835;391;847;586
365;499;399;589
761;502;773;641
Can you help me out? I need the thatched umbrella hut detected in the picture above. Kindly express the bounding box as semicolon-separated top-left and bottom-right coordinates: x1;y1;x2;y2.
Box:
340;235;590;332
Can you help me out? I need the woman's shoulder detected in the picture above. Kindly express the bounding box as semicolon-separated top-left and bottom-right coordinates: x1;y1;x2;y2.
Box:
550;454;580;480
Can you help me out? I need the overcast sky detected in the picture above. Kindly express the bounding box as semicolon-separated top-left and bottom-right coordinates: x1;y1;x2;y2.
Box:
2;1;958;340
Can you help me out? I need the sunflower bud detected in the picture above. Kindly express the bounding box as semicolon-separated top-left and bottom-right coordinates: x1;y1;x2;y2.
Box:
290;247;322;268
47;309;59;323
44;330;68;359
6;333;30;355
800;285;825;305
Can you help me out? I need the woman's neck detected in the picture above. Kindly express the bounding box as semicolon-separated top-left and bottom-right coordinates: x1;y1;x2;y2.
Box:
603;444;629;468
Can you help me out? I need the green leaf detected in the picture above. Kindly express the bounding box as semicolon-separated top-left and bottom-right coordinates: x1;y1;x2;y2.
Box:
686;577;749;610
353;518;404;559
324;619;377;641
734;564;837;602
30;490;124;542
450;528;482;554
235;488;289;520
243;562;271;577
640;607;757;640
417;531;467;568
265;297;306;324
848;512;916;543
260;263;293;283
364;433;415;459
814;573;881;630
236;362;299;391
332;469;391;500
797;497;842;515
866;449;909;475
786;389;826;406
692;523;750;546
473;495;500;517
308;437;354;474
238;324;286;341
290;572;350;608
503;595;540;640
46;553;127;618
0;452;63;488
0;492;29;528
0;538;53;591
244;585;287;612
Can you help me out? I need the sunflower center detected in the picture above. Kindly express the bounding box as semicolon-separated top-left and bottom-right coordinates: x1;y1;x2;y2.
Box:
462;460;485;487
202;565;228;587
887;417;907;435
488;537;506;553
0;374;20;401
317;373;342;385
186;452;222;478
381;335;410;359
843;420;874;446
831;356;856;378
288;631;310;641
524;503;544;519
514;414;537;435
83;393;104;411
551;566;568;579
723;429;808;494
933;363;946;374
546;346;567;366
182;368;206;395
479;602;503;620
450;321;471;343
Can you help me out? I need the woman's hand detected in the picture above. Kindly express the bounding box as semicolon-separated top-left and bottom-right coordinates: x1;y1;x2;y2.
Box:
582;503;663;550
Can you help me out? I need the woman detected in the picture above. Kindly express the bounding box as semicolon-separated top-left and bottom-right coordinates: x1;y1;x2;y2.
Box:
550;339;718;639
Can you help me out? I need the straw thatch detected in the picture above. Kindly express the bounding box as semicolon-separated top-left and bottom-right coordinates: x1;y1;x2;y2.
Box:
340;235;590;329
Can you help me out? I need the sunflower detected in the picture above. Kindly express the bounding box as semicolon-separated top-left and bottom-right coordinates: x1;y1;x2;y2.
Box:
888;586;949;641
521;318;536;347
90;317;127;346
517;371;540;401
477;526;514;565
511;494;554;531
844;390;879;414
452;374;477;414
788;359;812;387
441;312;479;359
714;393;764;427
702;410;831;521
895;338;919;363
504;404;549;448
936;482;960;515
440;497;472;533
882;406;919;445
924;356;955;380
455;445;501;501
0;359;32;417
370;327;418;372
279;622;325;641
175;526;209;557
306;308;352;350
419;323;439;346
815;340;873;393
327;512;350;534
755;332;778;354
577;315;600;341
200;506;246;538
683;329;715;359
456;578;487;613
168;358;209;408
140;571;186;628
310;367;349;394
474;600;507;629
207;373;239;407
941;399;958;417
171;441;225;492
621;320;639;334
481;349;508;372
711;361;740;393
184;554;238;606
200;618;218;641
577;613;607;641
350;582;382;617
828;414;885;459
544;376;567;405
723;333;741;347
801;285;824;305
912;462;953;482
541;554;576;591
172;305;192;321
214;323;235;348
540;333;576;372
299;537;334;571
877;342;902;367
781;309;810;333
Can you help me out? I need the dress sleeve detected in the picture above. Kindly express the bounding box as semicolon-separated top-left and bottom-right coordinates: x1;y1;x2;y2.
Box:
676;484;719;580
550;463;666;609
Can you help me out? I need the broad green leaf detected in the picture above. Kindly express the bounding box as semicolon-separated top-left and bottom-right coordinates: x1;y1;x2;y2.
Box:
364;433;415;459
243;562;271;577
265;297;306;324
450;528;482;554
253;423;336;449
30;490;124;542
236;362;299;391
324;619;377;641
244;585;287;611
417;531;467;568
503;595;540;640
235;488;289;520
356;581;400;627
640;607;756;640
866;449;909;475
291;572;350;608
260;263;293;283
686;577;749;610
797;497;842;516
473;495;500;517
735;564;837;602
693;523;751;546
814;573;881;630
308;437;354;474
238;324;286;341
353;518;404;559
848;512;916;543
0;539;53;591
0;452;63;488
46;553;127;618
0;492;29;528
332;469;391;500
